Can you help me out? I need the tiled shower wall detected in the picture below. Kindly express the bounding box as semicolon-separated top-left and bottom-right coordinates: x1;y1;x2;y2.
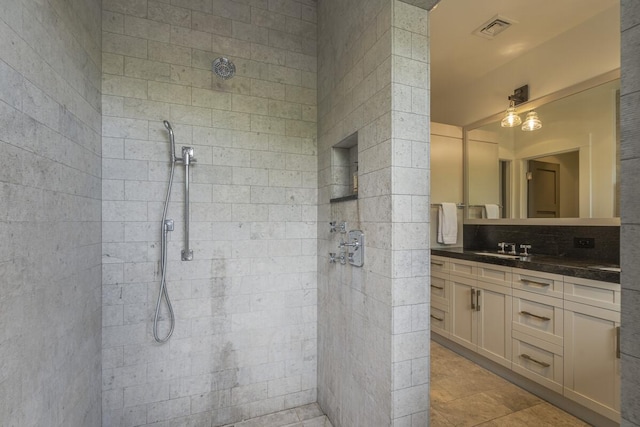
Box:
317;1;430;425
0;0;103;425
100;0;318;425
621;0;640;424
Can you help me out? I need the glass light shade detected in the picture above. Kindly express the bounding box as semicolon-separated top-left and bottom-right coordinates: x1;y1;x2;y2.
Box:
500;102;521;127
521;110;542;131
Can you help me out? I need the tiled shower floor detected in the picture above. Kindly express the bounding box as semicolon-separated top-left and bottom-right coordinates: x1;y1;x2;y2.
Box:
222;403;332;427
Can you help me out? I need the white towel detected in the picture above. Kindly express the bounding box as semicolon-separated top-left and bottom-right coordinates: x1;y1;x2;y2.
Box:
484;204;500;219
437;202;458;244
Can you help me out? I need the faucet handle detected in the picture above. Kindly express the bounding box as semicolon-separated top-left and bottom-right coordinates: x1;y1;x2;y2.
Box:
497;242;506;253
504;243;517;254
520;244;532;256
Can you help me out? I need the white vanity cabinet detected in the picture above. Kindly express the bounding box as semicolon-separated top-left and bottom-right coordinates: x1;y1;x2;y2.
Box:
430;256;451;337
449;259;512;369
430;254;621;424
563;276;621;422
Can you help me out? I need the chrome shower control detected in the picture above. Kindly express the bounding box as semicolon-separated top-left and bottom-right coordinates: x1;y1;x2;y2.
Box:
346;230;364;267
164;219;174;231
329;253;337;263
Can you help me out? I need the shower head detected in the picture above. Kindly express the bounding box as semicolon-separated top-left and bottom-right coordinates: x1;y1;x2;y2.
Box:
212;57;236;80
163;120;177;161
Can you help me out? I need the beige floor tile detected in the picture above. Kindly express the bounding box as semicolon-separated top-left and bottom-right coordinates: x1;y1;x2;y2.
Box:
430;407;456;426
475;403;591;427
433;392;514;427
483;382;543;412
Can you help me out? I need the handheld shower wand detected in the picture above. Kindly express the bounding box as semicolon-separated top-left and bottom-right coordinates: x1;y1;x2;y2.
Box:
155;120;177;343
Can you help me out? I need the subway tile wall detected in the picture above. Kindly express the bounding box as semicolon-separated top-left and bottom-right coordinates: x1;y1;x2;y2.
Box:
317;1;430;426
620;1;640;424
100;0;318;425
0;0;103;425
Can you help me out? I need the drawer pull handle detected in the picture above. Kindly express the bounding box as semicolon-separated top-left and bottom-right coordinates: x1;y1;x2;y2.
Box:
519;311;551;321
476;289;481;311
520;278;550;287
430;285;444;290
471;289;476;310
431;261;444;266
616;326;620;359
520;353;550;368
430;314;444;322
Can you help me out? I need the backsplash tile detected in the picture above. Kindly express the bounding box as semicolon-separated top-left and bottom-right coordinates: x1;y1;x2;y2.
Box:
463;225;620;264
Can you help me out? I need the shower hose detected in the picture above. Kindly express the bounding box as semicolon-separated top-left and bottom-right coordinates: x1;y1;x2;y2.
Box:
153;126;177;343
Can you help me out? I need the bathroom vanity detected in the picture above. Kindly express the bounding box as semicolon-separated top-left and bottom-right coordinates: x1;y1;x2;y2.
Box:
430;249;620;426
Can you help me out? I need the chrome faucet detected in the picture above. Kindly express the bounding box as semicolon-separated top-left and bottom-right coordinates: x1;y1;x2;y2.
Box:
497;242;506;253
520;244;532;257
505;243;517;255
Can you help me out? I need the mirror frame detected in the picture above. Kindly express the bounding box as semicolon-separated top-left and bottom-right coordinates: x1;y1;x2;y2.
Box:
463;69;621;226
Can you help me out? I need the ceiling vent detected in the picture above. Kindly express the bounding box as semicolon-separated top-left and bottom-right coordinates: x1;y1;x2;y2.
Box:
473;15;517;40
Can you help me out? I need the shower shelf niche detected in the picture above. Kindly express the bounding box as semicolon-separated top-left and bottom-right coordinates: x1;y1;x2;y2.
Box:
330;131;359;203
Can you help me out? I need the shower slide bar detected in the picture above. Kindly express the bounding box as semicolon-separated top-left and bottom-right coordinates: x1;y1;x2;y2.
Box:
180;146;195;261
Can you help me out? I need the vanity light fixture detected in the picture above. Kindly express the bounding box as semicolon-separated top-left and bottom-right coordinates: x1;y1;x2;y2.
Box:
500;85;529;128
521;110;542;131
501;100;522;127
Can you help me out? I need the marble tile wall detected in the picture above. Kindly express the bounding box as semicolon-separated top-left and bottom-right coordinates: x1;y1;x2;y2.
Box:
100;0;318;425
389;3;431;425
317;1;430;426
620;1;640;425
0;0;103;425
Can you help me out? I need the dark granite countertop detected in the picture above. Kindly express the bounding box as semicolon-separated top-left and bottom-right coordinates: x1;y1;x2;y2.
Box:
432;247;620;284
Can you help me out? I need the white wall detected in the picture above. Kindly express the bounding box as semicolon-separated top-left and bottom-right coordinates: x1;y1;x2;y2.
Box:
432;3;620;126
101;1;318;425
430;122;463;246
0;0;103;425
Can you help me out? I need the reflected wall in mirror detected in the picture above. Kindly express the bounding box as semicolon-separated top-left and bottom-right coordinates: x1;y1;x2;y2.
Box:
465;76;620;220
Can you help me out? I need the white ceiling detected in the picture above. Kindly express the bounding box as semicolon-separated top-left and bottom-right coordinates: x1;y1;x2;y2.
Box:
429;0;619;125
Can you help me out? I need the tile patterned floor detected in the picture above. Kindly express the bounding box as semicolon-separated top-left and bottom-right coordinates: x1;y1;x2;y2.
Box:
430;341;591;426
222;342;590;427
221;403;332;427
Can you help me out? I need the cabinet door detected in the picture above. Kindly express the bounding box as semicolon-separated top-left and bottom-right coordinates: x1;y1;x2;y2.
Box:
430;302;450;338
564;301;620;422
476;280;512;368
450;275;476;351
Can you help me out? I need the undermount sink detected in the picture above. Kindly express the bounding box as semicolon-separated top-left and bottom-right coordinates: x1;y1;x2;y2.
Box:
473;252;522;260
588;266;621;272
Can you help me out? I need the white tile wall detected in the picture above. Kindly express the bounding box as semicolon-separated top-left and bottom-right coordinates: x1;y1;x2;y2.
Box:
0;0;103;425
101;0;318;425
621;1;640;424
317;0;430;426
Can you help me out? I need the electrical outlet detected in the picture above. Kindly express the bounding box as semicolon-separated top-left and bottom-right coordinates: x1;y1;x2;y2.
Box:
574;237;595;248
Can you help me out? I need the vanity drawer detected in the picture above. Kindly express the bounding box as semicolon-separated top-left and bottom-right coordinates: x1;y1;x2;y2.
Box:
512;289;563;347
430;303;450;337
512;268;563;299
449;258;476;280
563;276;620;312
512;330;563;394
430;272;449;305
431;256;449;273
477;262;512;288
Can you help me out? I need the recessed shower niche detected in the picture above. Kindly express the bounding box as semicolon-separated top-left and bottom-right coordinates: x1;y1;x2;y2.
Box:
330;132;359;202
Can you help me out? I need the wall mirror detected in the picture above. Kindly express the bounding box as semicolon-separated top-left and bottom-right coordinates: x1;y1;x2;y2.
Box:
464;72;620;224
